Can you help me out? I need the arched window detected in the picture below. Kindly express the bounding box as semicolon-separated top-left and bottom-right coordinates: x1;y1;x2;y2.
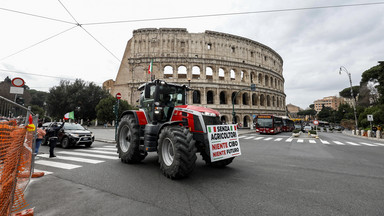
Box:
242;93;249;105
252;93;257;105
231;92;237;105
277;97;280;107
206;67;213;80
251;72;256;83
272;96;275;107
230;69;235;80
260;94;265;106
243;116;250;128
207;91;214;104
220;91;226;104
265;75;269;86
193;90;201;104
270;77;274;88
164;66;173;78
241;71;245;82
267;95;271;106
192;66;201;79
178;66;187;79
219;68;225;80
275;79;277;89
220;116;228;124
258;73;263;84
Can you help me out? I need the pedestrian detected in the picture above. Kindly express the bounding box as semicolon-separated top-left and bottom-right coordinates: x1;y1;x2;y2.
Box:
35;122;46;159
47;121;65;158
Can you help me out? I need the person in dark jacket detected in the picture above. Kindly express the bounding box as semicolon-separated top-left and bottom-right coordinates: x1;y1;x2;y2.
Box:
47;121;65;158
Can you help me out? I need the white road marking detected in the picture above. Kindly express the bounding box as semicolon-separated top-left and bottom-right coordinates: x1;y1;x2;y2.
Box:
90;147;117;152
244;136;255;140
309;140;316;144
238;136;247;139
39;154;104;164
297;139;304;143
264;138;273;141
34;160;81;170
346;142;360;146
74;149;118;155
59;151;118;159
101;145;116;148
253;137;263;140
320;139;330;144
274;138;283;141
285;138;293;142
333;141;344;145
359;142;378;146
374;143;384;146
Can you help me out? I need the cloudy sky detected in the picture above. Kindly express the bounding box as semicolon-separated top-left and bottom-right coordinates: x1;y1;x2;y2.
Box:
1;0;383;109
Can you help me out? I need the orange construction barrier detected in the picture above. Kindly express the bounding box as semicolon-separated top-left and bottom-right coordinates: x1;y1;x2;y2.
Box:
0;120;35;216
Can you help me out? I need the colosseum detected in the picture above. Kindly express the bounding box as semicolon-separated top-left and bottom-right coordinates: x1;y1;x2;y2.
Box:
105;28;286;128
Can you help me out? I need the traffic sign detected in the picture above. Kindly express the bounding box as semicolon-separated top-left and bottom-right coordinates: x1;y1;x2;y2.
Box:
116;93;121;100
11;77;25;87
367;115;373;121
313;120;319;125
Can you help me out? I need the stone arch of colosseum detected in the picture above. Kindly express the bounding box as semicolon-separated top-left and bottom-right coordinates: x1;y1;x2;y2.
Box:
108;28;286;127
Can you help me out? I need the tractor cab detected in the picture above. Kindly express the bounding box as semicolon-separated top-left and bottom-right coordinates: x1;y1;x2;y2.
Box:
139;80;189;123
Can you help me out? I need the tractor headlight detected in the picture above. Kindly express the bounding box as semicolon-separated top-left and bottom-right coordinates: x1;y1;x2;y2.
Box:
201;112;216;117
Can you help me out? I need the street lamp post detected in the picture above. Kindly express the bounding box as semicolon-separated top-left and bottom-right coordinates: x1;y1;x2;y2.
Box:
339;66;358;130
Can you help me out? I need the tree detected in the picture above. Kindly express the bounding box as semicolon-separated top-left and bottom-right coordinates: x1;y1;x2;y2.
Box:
47;79;109;120
361;62;384;104
95;96;136;123
339;86;359;99
317;107;333;122
28;89;48;107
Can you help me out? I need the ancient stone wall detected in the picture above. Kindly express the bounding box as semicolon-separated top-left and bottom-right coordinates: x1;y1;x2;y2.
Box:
109;28;286;127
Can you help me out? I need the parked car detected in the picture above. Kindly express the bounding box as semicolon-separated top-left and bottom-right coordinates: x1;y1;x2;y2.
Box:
303;125;312;132
45;122;95;148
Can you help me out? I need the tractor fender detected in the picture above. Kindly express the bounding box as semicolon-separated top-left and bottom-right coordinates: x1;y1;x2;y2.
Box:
157;121;184;137
120;110;148;126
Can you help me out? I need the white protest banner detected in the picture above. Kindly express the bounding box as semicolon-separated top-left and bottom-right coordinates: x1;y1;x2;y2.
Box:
207;124;241;162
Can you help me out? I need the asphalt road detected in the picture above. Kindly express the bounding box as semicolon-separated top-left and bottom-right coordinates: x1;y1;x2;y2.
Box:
25;131;384;216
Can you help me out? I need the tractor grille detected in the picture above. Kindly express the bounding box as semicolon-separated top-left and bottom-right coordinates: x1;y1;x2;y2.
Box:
193;115;203;131
202;116;221;126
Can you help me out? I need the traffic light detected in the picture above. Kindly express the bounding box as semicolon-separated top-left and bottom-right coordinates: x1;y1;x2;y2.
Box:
112;105;116;114
16;96;24;105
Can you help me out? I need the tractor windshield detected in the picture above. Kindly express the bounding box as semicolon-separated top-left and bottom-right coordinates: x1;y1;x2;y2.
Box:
158;84;186;107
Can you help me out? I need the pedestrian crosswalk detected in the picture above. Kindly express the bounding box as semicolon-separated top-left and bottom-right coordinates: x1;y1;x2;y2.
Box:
34;145;118;175
238;135;384;147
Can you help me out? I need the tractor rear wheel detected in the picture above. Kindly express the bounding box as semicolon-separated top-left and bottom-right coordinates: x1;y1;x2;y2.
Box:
158;126;197;179
117;115;147;163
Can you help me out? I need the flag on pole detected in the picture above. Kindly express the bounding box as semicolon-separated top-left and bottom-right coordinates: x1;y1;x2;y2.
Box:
64;111;75;120
148;59;153;74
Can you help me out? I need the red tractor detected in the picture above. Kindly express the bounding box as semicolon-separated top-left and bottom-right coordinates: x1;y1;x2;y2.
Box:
117;79;240;179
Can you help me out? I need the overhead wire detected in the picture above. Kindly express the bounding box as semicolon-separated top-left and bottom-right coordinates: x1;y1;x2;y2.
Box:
81;1;384;26
0;7;76;25
0;68;76;80
0;26;78;61
57;0;121;62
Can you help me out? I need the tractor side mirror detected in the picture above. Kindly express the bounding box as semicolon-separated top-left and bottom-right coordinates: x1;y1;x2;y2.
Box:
144;84;151;98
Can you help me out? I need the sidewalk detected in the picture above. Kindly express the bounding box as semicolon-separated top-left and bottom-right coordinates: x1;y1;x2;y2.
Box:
342;130;384;141
89;126;255;143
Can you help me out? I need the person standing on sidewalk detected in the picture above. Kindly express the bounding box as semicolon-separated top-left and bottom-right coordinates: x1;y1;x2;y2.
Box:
35;122;46;159
47;121;65;158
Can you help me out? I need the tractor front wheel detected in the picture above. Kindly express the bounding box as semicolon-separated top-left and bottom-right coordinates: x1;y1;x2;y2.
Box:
117;115;147;163
158;126;197;179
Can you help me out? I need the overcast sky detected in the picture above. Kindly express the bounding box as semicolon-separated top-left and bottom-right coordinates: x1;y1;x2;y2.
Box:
1;0;383;109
